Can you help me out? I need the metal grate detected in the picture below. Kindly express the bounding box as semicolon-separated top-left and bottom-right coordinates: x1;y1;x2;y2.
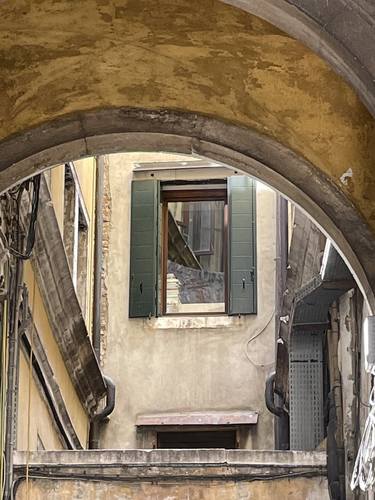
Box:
289;330;324;450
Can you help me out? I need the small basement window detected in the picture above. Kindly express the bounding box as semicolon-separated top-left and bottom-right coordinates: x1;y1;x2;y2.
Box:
157;430;237;449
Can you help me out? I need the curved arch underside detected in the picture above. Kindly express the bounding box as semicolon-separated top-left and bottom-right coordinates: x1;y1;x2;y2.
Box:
0;0;374;304
223;0;375;118
1;108;375;311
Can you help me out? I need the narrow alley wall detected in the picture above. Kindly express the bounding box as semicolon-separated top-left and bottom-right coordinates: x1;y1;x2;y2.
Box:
100;152;277;450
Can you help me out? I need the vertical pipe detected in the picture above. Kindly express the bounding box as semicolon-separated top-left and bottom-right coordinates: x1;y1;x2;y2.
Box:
0;261;9;498
89;156;105;449
327;302;346;499
4;258;23;499
274;194;289;450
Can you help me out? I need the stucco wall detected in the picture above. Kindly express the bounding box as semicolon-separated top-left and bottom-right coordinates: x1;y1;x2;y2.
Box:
0;0;374;240
14;449;329;500
100;152;276;449
50;159;96;329
16;476;328;500
21;263;89;449
16;159;99;452
17;352;64;451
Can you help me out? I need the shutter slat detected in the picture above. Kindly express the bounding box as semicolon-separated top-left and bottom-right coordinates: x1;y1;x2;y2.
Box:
129;180;159;318
228;176;257;315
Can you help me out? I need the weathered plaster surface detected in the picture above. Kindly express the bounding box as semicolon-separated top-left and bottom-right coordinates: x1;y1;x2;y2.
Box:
23;263;90;445
0;0;374;236
100;152;276;450
17;353;64;452
14;449;329;500
16;477;329;500
222;0;375;117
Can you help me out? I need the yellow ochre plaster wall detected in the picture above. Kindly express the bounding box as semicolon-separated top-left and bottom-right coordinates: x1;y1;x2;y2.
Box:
49;158;97;331
0;1;374;232
73;157;97;332
17;352;64;451
20;263;89;448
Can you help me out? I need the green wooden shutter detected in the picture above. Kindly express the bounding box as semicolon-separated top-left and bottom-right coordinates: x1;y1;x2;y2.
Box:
228;176;257;315
129;179;159;318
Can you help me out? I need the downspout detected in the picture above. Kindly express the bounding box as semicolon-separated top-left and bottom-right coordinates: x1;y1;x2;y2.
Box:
327;302;345;499
274;195;289;449
89;156;115;449
4;257;23;499
265;371;290;450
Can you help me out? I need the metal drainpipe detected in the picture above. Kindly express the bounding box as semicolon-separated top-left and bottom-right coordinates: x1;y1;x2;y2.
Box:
4;258;23;499
327;302;345;499
265;371;290;450
274;195;289;449
89;156;115;449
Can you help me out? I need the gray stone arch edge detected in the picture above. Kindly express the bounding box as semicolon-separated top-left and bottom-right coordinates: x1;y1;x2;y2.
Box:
0;107;374;311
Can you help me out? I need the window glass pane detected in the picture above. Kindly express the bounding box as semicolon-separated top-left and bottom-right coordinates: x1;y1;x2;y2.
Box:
166;200;225;314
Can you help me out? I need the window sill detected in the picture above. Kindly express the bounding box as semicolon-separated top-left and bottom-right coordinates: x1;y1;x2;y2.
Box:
144;315;246;330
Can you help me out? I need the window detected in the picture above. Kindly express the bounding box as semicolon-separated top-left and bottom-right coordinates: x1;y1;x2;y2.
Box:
129;175;257;318
162;184;227;314
157;430;237;449
63;163;89;314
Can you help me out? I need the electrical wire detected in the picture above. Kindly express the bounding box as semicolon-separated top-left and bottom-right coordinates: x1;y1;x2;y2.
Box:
1;174;41;499
11;468;326;493
8;175;41;260
244;310;275;368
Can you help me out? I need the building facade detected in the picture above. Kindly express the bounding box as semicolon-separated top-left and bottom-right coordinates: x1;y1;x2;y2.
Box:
98;152;277;450
0;158;108;497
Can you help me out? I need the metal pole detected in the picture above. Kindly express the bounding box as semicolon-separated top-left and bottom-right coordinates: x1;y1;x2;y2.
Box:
89;156;105;449
4;258;23;499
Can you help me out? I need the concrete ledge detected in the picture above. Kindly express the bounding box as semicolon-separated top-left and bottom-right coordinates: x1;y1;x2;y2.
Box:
13;450;327;488
12;450;326;491
14;449;326;468
13;450;329;499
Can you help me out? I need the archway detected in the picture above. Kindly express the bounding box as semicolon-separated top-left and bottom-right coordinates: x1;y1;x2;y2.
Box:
0;2;374;310
0;108;373;311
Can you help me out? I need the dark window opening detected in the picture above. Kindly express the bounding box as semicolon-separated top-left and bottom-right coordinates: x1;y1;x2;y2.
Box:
63;165;75;271
157;430;237;449
76;207;88;314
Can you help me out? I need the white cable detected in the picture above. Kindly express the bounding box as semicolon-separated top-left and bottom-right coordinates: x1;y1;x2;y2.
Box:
351;380;375;491
244;310;275;368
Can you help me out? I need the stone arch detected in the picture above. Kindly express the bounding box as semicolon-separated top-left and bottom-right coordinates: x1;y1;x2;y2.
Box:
0;108;374;311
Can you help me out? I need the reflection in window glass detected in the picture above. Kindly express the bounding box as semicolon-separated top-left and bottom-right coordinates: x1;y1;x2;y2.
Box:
166;200;225;314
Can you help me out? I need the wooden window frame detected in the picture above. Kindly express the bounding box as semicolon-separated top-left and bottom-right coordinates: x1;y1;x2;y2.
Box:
161;187;228;316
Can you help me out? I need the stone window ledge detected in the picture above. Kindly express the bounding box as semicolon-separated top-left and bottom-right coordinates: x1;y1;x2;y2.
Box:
145;315;245;330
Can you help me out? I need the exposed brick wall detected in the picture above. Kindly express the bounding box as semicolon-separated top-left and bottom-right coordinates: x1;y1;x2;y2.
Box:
100;156;111;367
